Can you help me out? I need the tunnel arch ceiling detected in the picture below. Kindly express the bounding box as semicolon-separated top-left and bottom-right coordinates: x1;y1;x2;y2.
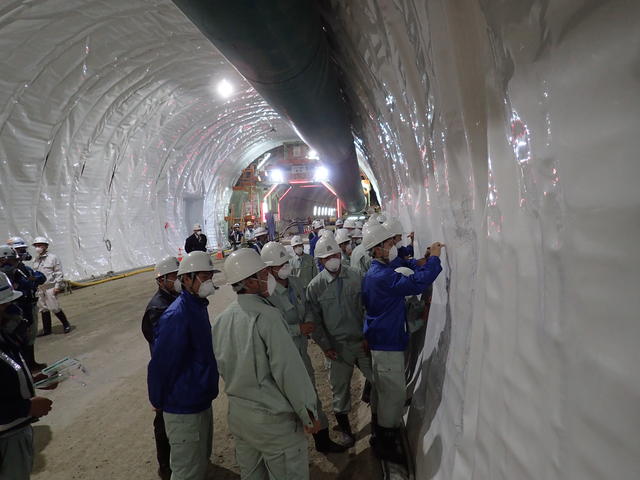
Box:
0;0;308;279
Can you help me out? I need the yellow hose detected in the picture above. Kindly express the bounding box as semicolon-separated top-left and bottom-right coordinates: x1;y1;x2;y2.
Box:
67;266;154;288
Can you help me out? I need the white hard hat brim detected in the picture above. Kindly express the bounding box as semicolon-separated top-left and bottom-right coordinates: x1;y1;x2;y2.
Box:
0;289;23;305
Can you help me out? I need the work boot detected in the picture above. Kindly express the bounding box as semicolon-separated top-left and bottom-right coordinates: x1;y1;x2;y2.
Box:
23;344;47;373
38;311;52;336
55;310;72;333
372;426;406;465
335;413;355;447
313;428;348;453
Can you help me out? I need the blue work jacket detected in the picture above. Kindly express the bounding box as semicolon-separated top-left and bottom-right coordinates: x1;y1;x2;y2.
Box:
362;256;442;351
148;290;219;414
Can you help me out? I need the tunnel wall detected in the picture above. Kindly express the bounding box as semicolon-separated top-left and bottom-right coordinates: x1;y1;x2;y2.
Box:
329;0;639;478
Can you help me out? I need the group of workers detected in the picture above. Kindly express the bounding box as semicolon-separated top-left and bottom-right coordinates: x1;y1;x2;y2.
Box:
0;236;72;479
146;213;444;480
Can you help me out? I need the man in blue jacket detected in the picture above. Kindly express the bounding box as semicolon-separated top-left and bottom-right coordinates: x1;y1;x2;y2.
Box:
361;224;443;464
308;220;322;257
148;251;219;480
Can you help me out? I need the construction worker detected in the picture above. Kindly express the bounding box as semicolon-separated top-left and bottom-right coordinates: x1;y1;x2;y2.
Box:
248;226;268;254
335;218;344;229
342;218;356;234
214;248;320;479
31;237;71;335
261;242;346;454
184;224;207;253
0;245;46;372
244;221;256;241
383;219;415;264
354;220;364;230
0;272;53;480
148;251;219;480
7;237;32;262
350;223;373;277
306;235;375;446
361;223;443;464
228;223;244;250
334;229;352;267
289;235;317;288
142;256;181;480
351;229;363;246
308;220;323;257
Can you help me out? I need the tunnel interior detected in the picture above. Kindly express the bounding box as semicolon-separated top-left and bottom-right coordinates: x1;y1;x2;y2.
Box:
1;1;639;479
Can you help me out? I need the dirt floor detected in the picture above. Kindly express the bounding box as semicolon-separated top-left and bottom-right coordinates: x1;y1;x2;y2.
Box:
30;264;382;480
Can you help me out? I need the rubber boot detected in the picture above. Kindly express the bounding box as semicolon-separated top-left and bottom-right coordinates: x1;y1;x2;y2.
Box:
313;428;348;453
39;311;52;336
373;426;406;465
23;344;47;373
369;413;378;447
335;413;355;447
55;310;71;333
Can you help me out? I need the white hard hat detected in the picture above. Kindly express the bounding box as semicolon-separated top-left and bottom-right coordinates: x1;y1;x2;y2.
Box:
261;242;291;266
383;219;403;236
368;213;380;224
351;229;363;239
362;224;395;251
225;248;266;284
254;226;268;237
311;220;323;230
343;219;356;229
154;256;180;278
377;214;387;224
7;236;27;248
290;235;304;247
193;223;202;230
32;236;49;246
0;245;17;260
335;229;351;245
177;251;215;276
355;221;364;229
335;219;344;227
314;235;341;259
318;229;333;238
0;272;22;305
233;223;240;227
394;267;415;277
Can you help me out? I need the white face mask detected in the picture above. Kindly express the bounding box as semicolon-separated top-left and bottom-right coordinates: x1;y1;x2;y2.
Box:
387;245;398;262
293;246;304;256
197;279;216;298
277;264;292;280
266;273;277;296
35;246;45;255
325;257;341;272
173;279;182;293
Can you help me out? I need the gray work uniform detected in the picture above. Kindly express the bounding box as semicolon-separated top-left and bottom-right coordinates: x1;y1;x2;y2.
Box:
212;294;318;480
306;266;375;414
268;278;328;429
349;244;371;277
341;252;351;267
289;253;317;288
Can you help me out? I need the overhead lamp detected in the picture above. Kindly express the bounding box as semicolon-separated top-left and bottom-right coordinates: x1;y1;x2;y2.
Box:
217;79;234;98
270;169;284;183
314;165;329;182
307;148;319;159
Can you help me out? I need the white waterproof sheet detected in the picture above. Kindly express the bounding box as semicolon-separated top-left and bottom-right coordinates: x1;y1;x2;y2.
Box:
0;1;638;479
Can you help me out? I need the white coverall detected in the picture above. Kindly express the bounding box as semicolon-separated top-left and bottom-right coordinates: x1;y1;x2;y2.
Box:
306;266;376;414
212;294;318;480
31;252;64;313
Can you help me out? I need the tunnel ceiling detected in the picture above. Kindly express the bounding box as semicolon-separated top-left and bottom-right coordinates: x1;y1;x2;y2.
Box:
0;0;301;278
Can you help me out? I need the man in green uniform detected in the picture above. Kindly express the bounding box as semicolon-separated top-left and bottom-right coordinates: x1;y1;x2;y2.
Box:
261;242;346;454
288;235;317;288
213;248;320;479
334;229;352;267
306;235;376;446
